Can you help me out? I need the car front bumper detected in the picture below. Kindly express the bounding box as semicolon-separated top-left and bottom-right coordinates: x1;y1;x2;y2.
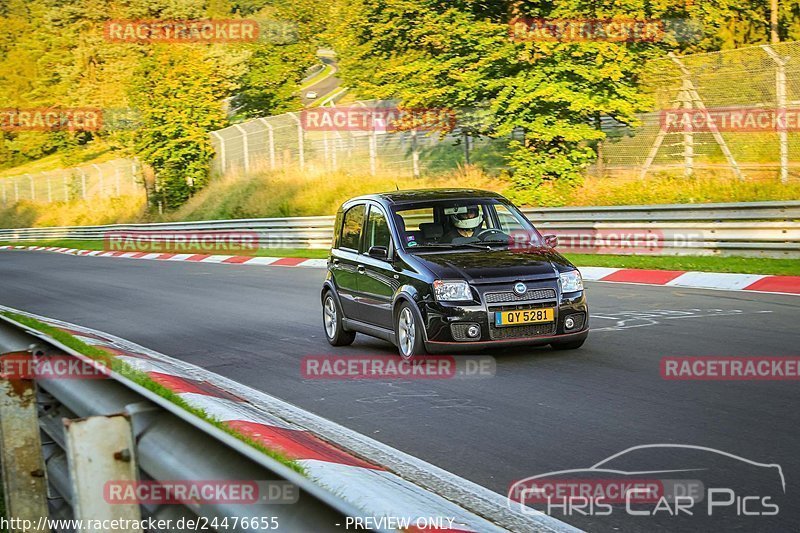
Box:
424;328;589;353
418;284;589;352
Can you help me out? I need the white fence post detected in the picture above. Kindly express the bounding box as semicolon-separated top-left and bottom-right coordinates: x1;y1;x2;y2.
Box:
233;124;250;174
26;174;34;201
411;129;420;177
130;160;137;190
260;118;276;170
211;131;226;175
288;112;305;171
763;45;789;184
93;164;103;198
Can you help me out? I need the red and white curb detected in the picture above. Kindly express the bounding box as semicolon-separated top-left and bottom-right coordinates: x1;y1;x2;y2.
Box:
0;245;328;268
0;305;577;533
578;266;800;296
2;244;798;296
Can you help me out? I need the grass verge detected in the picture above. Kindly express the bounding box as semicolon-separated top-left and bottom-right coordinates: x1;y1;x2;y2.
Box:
0;311;305;475
566;253;800;277
1;240;796;275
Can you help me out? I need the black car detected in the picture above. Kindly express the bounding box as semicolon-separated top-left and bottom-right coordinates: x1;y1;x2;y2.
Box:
321;189;589;359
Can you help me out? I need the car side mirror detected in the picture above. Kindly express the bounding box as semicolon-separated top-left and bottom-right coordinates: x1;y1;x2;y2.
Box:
543;234;558;248
367;245;389;260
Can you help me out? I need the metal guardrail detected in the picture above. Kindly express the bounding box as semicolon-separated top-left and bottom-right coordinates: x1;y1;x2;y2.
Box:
0;201;798;258
0;315;376;533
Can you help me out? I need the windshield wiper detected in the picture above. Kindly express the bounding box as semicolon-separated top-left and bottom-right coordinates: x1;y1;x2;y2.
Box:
454;242;493;250
408;242;492;251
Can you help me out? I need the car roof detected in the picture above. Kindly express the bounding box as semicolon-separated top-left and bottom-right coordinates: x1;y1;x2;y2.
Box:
347;188;506;206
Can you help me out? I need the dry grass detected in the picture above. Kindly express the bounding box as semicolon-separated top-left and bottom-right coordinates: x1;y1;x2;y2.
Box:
573;172;800;206
0;194;147;228
1;166;798;230
169;166;507;220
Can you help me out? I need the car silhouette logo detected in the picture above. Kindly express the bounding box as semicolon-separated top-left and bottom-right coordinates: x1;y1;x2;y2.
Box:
513;282;527;295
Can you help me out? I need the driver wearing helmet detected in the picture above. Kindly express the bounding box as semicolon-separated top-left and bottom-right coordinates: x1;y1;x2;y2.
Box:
444;205;483;243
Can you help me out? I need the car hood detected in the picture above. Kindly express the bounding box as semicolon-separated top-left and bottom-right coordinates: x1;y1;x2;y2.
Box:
410;247;572;283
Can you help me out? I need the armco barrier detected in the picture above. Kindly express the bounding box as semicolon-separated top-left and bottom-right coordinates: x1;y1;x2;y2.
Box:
0;310;577;533
0;201;798;258
0;316;364;532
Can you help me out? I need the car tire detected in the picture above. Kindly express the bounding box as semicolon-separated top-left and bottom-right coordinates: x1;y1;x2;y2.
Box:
551;338;586;350
323;291;356;346
395;301;426;360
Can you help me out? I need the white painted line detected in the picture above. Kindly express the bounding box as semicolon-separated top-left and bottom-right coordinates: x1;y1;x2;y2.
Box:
667;271;767;291
576;267;620;281
164;254;195;261
299;259;328;268
200;255;235;263
238;256;280;266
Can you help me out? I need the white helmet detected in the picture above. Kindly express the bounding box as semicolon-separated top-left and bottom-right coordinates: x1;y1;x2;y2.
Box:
451;206;483;229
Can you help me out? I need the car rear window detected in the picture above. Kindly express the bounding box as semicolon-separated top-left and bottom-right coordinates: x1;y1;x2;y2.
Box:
396;208;434;231
340;204;365;250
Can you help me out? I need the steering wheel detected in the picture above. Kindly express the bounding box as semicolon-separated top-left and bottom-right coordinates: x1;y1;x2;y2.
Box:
475;228;507;241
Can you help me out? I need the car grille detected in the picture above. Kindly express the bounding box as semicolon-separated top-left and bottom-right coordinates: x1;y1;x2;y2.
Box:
484;288;556;304
489;322;556;340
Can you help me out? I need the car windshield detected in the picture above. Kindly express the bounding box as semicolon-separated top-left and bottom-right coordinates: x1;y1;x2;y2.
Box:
392;198;543;250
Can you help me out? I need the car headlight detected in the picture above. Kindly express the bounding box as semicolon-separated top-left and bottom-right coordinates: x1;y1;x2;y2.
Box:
559;270;583;293
433;280;472;301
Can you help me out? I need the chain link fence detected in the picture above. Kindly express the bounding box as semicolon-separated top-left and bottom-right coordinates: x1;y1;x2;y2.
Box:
4;42;799;209
209;100;513;177
0;159;143;206
600;41;800;181
212;41;800;183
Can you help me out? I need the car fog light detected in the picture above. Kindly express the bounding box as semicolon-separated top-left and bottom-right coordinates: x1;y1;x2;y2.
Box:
565;316;575;330
467;325;481;338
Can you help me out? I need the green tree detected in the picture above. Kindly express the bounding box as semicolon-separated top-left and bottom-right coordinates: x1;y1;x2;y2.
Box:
130;45;245;208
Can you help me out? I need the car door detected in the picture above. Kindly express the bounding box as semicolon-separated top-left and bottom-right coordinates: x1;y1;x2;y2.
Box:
331;203;365;319
355;203;396;329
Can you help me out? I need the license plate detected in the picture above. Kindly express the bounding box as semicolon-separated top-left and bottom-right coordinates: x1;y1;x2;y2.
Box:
495;308;554;326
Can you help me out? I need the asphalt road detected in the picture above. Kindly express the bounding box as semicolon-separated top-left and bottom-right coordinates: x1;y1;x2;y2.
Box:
2;251;799;532
301;58;341;106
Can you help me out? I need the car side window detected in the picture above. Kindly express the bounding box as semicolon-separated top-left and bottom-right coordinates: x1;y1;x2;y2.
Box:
340;204;365;251
495;203;526;232
365;206;392;252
